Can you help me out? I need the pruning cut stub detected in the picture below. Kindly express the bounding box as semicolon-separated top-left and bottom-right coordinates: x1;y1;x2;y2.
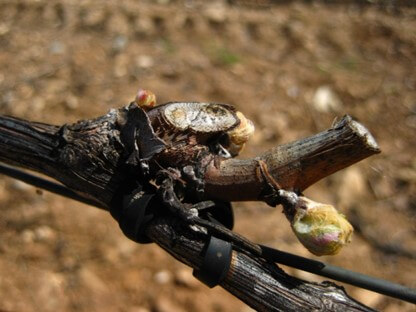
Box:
162;102;239;133
155;102;254;157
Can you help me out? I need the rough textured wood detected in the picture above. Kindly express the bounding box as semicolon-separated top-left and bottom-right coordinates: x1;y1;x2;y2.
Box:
204;116;380;202
0;109;128;207
0;106;379;311
0;116;61;178
146;217;374;312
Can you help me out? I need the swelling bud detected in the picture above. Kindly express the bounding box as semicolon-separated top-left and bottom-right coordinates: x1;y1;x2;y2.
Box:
135;89;156;109
226;111;255;156
278;190;353;256
291;197;353;256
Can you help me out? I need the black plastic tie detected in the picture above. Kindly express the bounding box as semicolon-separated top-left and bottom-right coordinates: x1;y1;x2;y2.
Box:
120;191;156;244
110;185;159;244
193;236;232;288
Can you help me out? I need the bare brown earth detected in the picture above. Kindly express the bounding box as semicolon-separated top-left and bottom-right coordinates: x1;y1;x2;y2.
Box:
0;1;415;311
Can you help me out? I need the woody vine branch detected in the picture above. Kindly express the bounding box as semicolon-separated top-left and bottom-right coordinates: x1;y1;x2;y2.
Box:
0;92;380;311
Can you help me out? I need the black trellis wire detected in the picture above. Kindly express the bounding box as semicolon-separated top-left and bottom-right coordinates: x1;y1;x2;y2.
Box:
0;163;106;209
0;162;415;304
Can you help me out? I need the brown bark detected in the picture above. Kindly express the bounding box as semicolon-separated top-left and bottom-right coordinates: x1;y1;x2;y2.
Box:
204;116;380;202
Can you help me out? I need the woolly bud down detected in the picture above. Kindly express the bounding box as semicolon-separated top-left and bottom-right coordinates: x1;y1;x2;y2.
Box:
290;196;353;256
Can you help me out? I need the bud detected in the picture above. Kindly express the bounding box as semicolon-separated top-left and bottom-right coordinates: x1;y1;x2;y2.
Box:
227;111;255;155
290;197;353;256
135;89;156;109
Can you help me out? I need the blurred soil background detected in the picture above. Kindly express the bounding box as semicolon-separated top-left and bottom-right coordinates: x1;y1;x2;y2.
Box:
0;0;415;311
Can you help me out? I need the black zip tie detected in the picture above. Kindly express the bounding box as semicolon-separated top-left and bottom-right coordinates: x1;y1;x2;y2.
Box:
260;245;416;304
193;236;233;288
110;185;160;244
119;190;155;244
1;163;416;303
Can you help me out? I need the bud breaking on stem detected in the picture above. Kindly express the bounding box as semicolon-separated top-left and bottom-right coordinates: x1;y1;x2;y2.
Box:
278;190;353;256
135;89;157;109
226;111;255;156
